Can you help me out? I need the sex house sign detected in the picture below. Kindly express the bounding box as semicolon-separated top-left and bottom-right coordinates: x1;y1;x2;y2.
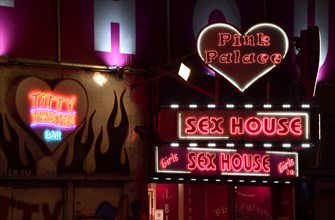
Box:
156;107;311;179
159;108;310;143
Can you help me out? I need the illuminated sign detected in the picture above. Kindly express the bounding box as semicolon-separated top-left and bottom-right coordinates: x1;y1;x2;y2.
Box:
197;23;288;92
10;77;88;152
159;109;310;142
155;146;298;178
29;91;77;129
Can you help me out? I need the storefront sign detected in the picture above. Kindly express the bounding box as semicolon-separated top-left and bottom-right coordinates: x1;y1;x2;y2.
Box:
29;91;77;130
156;146;298;178
9;77;88;151
159;109;310;142
197;23;288;92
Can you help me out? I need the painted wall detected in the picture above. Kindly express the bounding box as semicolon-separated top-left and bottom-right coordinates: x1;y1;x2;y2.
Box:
0;65;147;220
0;0;334;82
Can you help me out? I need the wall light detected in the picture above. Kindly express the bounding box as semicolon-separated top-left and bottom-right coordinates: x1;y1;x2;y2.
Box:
178;63;191;81
93;72;107;87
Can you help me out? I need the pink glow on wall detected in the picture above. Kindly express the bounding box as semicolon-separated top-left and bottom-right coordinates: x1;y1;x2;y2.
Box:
235;186;272;219
96;23;130;67
0;6;13;55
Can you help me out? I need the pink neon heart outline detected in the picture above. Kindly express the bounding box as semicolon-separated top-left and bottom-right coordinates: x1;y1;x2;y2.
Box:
197;23;289;92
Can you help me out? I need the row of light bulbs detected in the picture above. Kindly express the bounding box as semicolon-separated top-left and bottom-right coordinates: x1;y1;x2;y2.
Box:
151;177;292;184
169;103;311;109
168;142;311;148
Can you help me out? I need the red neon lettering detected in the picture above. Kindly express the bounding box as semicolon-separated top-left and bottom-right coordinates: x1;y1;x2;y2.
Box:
278;158;295;174
185;117;197;134
204;50;218;64
220;153;231;171
198;152;206;170
66;98;76;111
160;153;178;169
217;52;282;65
230;117;244;134
184;116;224;135
206;153;216;170
245;117;262;135
231;153;243;172
219;53;232;64
230;117;303;137
206;32;282;65
187;152;217;171
243;154;253;172
256;33;271;46
30;92;76;112
198;117;210;134
242;53;255;64
218;33;231;46
220;32;271;47
233;34;241;46
277;118;289;135
253;154;262;172
220;153;270;173
263;117;276;135
270;53;282;64
187;152;197;170
30;111;76;127
262;155;270;172
242;35;255;46
290;118;302;135
210;117;224;134
257;53;269;64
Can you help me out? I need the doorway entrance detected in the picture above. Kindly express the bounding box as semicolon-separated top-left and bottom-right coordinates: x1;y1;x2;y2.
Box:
148;183;294;220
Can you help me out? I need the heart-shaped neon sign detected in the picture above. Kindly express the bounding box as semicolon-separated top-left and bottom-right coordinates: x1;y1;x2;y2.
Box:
9;77;88;153
197;23;288;92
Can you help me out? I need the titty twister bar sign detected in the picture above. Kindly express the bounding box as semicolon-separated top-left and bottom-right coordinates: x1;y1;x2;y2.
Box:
159;109;310;142
197;23;288;92
9;77;88;152
156;146;298;178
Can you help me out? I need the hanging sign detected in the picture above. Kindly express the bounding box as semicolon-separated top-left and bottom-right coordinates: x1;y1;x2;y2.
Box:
159;109;310;142
156;146;298;178
196;23;289;92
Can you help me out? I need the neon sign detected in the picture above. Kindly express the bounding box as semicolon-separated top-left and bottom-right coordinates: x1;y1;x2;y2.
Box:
197;23;288;92
278;158;296;176
155;146;298;178
28;91;78;143
44;129;62;142
160;153;179;169
159;109;310;142
29;91;77;129
10;77;88;151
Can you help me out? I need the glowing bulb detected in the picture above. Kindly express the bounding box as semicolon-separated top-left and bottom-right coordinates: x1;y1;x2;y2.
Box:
93;72;107;87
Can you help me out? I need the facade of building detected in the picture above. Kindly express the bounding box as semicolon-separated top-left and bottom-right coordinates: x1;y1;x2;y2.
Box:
1;0;335;220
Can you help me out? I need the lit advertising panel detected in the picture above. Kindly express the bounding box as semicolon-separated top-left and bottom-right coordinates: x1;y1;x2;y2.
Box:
159;109;310;142
196;23;288;92
9;77;88;152
155;146;298;178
